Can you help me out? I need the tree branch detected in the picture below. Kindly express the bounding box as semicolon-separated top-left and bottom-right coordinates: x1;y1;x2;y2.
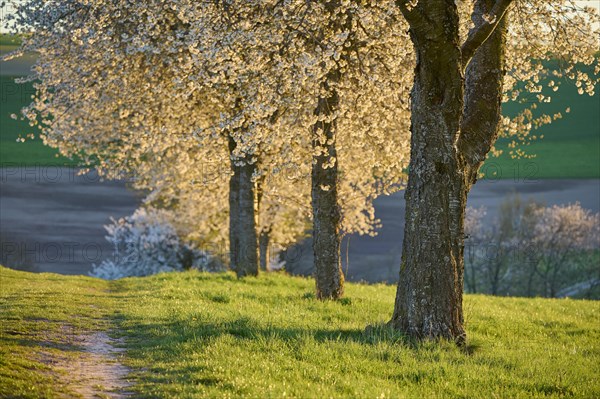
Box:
461;0;514;70
458;0;509;182
395;0;426;30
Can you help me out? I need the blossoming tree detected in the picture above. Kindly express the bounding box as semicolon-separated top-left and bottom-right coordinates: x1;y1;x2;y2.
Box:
389;0;598;342
6;0;410;289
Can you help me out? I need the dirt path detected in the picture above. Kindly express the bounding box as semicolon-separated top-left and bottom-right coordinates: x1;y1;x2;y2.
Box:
37;328;133;398
63;332;132;398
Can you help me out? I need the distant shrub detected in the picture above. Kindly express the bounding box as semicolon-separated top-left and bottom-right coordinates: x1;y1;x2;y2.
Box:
465;195;600;298
90;208;223;280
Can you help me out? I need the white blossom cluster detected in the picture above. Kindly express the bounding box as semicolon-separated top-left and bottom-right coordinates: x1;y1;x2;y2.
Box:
90;208;218;280
532;203;600;250
466;202;600;256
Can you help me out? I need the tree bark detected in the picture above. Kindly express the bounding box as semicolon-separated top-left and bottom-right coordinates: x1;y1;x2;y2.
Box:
255;172;270;272
259;228;271;271
459;0;509;182
228;135;259;277
391;0;510;343
389;20;467;342
312;69;344;300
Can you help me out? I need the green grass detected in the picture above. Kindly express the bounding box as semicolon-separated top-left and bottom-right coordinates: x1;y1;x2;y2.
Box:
1;266;599;398
0;34;22;47
0;34;21;56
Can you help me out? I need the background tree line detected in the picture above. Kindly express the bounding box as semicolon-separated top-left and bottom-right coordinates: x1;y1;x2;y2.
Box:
465;195;600;299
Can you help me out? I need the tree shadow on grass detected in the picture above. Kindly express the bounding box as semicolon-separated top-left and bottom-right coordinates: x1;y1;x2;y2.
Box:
117;316;365;348
115;312;481;353
112;314;483;394
0;334;87;352
111;316;371;391
113;315;466;361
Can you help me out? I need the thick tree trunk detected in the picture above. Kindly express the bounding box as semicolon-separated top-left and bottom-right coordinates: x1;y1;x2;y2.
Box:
389;44;467;342
312;70;344;300
391;0;510;344
390;1;467;343
459;0;508;184
259;229;270;271
228;135;259;277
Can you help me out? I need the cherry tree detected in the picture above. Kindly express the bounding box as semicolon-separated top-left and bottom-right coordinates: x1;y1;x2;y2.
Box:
465;201;600;298
389;0;598;342
6;0;410;288
530;203;600;298
270;1;411;298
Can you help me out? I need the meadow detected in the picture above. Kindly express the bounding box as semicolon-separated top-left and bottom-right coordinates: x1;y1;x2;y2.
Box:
0;76;80;166
0;34;76;166
1;266;599;398
490;66;600;179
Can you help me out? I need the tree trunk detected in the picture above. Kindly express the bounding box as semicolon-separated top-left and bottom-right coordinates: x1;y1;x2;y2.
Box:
389;30;468;341
526;262;538;297
466;261;478;294
391;0;510;343
228;135;259;277
459;0;509;184
490;257;503;296
464;241;479;293
259;229;270;271
256;172;269;272
312;70;344;300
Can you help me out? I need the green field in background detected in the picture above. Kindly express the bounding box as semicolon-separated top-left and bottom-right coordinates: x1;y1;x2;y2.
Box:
486;65;600;179
0;33;21;46
0;76;77;166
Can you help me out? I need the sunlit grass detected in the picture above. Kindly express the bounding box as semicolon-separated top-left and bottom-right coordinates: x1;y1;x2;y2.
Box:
1;266;598;398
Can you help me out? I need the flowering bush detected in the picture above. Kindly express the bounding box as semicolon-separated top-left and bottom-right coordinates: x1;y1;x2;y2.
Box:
90;208;221;280
465;197;600;298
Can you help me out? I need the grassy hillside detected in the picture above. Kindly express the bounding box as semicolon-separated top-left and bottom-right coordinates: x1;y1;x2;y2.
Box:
0;76;77;166
485;68;600;179
1;266;599;398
